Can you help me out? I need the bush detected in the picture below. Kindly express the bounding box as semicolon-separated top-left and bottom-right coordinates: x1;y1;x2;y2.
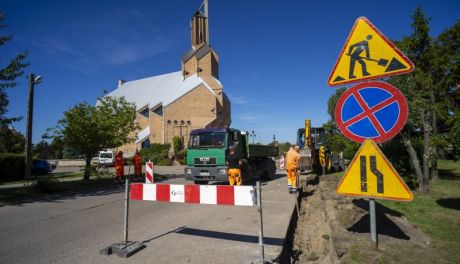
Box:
32;177;64;193
176;149;187;165
140;143;172;166
173;136;182;153
0;153;25;182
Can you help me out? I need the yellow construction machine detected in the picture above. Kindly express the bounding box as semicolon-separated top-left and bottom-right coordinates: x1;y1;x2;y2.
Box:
296;119;344;174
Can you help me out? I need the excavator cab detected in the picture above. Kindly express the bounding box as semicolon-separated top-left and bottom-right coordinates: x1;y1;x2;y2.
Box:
311;127;326;149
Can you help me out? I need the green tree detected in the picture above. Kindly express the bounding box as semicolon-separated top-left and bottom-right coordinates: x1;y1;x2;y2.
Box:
389;7;460;192
0;11;29;126
323;88;359;160
0;126;24;153
46;96;139;179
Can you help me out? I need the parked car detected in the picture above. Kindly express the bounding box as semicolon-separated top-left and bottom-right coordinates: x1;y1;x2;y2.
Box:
32;160;53;175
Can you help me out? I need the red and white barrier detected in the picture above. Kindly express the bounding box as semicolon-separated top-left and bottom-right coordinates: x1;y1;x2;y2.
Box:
131;183;255;206
280;155;285;170
145;162;154;183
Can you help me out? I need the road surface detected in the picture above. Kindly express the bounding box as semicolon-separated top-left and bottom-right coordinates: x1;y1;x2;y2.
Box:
0;168;295;264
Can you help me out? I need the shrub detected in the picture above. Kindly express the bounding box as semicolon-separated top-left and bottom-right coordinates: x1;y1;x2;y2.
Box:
176;149;187;165
173;136;182;154
0;153;25;182
32;177;64;193
140;143;172;166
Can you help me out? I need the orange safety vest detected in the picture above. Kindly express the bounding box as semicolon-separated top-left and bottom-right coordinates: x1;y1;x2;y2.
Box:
132;154;142;175
115;154;125;177
285;149;300;170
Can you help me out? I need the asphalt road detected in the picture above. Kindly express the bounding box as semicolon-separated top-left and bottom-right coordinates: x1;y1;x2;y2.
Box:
0;168;295;264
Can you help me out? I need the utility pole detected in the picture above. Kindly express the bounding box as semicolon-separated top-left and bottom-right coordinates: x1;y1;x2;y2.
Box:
25;74;42;178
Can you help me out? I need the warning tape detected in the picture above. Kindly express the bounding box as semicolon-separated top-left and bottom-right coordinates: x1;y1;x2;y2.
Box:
131;183;255;206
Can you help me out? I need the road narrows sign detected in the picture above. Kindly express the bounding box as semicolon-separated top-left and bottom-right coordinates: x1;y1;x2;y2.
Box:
328;17;414;86
336;140;413;201
335;81;408;143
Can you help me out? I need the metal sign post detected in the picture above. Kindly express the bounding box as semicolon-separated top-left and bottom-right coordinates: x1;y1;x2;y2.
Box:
123;167;130;243
256;181;265;264
369;199;378;249
100;165;145;258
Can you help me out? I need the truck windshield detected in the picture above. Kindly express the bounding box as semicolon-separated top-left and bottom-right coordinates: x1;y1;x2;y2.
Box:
99;153;112;158
189;132;226;148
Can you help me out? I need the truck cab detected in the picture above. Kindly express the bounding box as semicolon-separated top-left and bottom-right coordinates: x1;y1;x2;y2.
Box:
185;128;276;184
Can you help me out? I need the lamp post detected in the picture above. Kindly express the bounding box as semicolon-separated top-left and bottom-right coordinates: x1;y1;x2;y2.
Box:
24;74;42;178
250;130;256;144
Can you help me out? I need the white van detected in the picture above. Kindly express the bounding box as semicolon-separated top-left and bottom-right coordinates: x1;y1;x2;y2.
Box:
98;150;114;166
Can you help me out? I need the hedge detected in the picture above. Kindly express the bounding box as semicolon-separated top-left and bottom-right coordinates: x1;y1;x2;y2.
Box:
0;153;25;182
140;143;172;166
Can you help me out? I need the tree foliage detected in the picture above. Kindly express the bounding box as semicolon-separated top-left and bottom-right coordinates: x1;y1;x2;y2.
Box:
46;96;139;179
0;11;29;126
386;7;460;192
322;88;359;160
0;126;24;153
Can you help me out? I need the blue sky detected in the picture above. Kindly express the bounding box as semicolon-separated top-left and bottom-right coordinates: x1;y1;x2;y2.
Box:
2;0;459;144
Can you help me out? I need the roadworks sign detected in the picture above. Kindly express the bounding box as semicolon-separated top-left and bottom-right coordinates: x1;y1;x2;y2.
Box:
328;17;414;86
336;139;413;201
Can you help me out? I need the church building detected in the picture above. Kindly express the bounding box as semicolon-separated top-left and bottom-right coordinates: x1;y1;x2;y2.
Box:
106;2;231;156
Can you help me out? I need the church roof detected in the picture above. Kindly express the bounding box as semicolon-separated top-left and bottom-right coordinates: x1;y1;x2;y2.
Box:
181;44;212;62
106;71;221;111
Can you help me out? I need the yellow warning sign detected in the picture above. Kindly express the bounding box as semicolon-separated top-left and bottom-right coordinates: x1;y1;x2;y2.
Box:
336;139;413;201
328;17;414;86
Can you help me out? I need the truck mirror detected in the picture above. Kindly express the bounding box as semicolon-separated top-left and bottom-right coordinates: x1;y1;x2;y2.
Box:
233;131;239;141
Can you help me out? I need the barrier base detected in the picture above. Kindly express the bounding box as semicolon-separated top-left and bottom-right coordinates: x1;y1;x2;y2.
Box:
100;241;145;258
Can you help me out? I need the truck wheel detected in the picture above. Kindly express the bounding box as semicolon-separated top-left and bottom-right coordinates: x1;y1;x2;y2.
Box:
194;180;208;185
261;170;272;180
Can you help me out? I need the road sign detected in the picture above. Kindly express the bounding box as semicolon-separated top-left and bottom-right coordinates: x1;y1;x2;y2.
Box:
328;17;414;86
335;81;408;143
336;139;413;201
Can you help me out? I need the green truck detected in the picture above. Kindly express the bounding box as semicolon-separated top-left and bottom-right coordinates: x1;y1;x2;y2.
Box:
185;128;278;184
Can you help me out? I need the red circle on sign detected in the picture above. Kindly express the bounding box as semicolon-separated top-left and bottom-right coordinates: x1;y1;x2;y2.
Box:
335;81;408;143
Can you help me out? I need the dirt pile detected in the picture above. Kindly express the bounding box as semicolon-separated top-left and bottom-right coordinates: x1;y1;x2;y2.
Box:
282;173;432;264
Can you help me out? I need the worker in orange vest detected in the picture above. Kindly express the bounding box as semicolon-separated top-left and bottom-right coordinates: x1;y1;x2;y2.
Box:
285;145;300;193
114;151;125;183
132;149;142;181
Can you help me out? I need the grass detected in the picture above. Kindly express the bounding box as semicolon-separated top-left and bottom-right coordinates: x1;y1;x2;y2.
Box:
379;159;460;264
2;172;84;185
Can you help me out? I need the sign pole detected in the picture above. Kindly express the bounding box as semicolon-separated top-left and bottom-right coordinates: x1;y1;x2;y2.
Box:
256;181;265;263
369;199;378;250
123;168;130;243
100;164;145;258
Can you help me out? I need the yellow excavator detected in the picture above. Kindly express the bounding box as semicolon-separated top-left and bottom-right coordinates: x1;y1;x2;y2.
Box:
296;119;344;174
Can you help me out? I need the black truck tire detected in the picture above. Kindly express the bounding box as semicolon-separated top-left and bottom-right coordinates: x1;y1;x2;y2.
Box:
194;180;209;185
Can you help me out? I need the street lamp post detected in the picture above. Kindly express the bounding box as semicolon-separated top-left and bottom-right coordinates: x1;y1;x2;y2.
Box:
24;73;42;178
250;130;256;144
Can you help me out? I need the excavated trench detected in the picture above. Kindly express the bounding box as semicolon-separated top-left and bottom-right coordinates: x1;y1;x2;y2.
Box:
273;173;431;264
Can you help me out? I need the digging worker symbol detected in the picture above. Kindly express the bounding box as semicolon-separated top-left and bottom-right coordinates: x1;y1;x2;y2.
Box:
347;34;373;79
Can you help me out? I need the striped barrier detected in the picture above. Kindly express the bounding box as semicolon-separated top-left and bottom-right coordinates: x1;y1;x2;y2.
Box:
280;155;285;170
145;162;154;183
130;183;255;206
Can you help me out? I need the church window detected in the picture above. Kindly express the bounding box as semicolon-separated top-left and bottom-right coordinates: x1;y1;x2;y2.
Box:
139;108;149;118
152;105;163;116
141;139;151;149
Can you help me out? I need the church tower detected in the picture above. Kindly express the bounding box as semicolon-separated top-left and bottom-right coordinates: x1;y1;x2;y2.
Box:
181;0;221;102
